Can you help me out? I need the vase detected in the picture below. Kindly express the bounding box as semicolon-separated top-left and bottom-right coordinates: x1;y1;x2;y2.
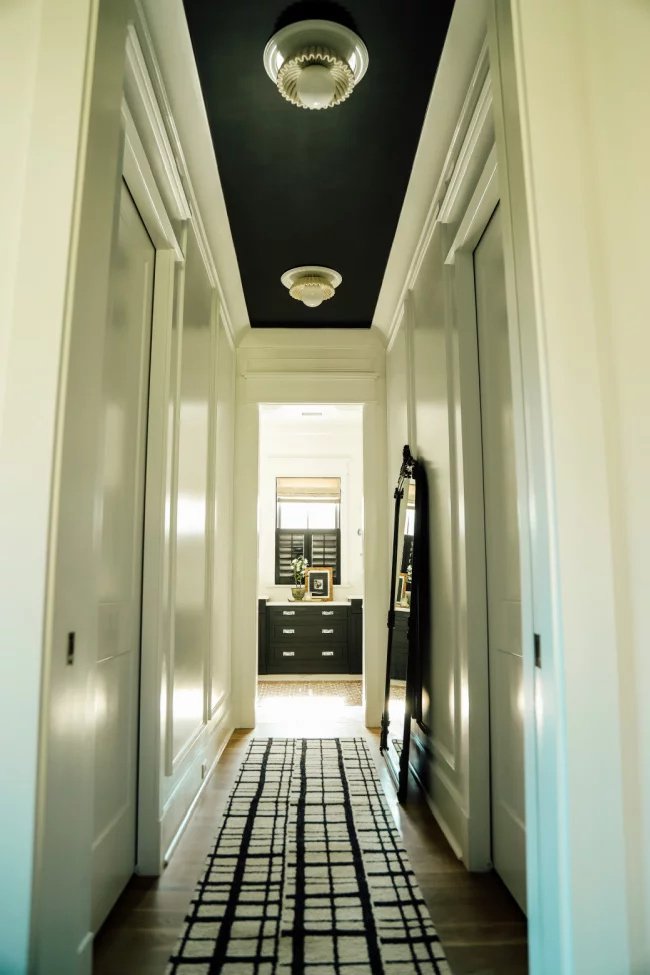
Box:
291;587;306;601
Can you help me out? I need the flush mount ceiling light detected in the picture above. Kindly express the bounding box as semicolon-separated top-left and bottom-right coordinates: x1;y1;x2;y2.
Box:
263;20;369;110
281;266;342;308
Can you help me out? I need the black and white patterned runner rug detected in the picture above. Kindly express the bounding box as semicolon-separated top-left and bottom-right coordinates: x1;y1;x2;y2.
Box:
168;738;451;974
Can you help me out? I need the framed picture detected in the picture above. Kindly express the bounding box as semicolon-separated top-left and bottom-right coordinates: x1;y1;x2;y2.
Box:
306;567;333;601
396;572;408;605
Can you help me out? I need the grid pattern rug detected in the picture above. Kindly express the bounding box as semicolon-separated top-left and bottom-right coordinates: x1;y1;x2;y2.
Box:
168;738;450;974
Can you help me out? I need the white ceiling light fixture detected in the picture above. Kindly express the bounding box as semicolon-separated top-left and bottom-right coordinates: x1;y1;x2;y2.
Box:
281;266;342;308
263;20;369;111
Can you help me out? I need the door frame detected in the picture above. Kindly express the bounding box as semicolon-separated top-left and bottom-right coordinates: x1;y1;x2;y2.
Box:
119;93;184;876
444;143;501;876
119;28;191;878
442;63;543;945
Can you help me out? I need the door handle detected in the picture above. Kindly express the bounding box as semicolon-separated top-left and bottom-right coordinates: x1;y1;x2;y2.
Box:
322;611;334;616
283;611;295;616
322;651;334;656
283;628;295;634
322;628;334;634
283;651;295;657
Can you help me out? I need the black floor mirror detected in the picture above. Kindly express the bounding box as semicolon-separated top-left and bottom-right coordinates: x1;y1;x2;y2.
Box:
380;445;418;801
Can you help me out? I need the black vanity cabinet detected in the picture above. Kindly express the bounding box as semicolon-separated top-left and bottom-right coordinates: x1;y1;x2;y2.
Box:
258;599;363;675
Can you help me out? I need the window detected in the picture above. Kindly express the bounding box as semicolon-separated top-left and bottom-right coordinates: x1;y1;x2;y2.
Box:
275;477;341;585
401;482;416;573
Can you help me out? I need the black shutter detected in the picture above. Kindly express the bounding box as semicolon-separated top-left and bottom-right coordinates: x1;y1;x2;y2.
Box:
275;531;306;584
275;529;341;585
309;530;341;585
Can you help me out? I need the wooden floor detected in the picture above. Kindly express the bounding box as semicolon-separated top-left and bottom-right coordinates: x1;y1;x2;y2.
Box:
94;707;528;974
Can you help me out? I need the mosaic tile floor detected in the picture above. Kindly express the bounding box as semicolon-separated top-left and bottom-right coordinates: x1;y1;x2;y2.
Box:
257;679;363;707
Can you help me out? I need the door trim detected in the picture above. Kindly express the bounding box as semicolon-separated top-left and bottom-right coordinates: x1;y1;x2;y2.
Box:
446;152;499;873
121;69;185;879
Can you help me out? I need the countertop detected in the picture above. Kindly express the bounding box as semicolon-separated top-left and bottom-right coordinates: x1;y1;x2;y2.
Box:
264;599;361;606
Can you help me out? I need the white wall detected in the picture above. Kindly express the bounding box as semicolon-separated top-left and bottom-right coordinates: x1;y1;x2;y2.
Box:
0;0;42;438
492;1;650;970
383;4;493;871
384;1;650;972
386;225;490;865
258;406;364;602
0;1;238;969
0;2;130;970
232;329;388;728
157;226;235;860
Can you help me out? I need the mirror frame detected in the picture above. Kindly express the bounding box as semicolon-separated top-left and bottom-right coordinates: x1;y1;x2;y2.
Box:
380;444;418;801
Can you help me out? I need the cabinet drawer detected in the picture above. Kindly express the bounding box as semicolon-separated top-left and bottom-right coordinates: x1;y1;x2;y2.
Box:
271;644;347;670
268;605;348;622
313;606;347;620
271;620;347;643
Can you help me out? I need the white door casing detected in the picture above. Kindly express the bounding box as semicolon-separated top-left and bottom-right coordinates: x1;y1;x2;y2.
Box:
92;181;155;930
474;204;526;910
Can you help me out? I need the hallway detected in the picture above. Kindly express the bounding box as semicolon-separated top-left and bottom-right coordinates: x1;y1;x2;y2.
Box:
3;1;649;972
94;698;527;974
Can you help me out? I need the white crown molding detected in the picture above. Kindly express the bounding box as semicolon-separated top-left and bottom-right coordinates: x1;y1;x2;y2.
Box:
124;25;190;222
384;36;491;350
376;0;490;348
133;0;248;343
240;370;380;381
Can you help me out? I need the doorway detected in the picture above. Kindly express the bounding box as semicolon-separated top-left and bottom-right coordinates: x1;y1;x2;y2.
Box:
92;181;154;930
475;204;527;911
255;405;365;734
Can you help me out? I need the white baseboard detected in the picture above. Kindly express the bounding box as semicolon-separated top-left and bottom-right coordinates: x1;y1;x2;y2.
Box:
160;701;233;859
409;732;468;862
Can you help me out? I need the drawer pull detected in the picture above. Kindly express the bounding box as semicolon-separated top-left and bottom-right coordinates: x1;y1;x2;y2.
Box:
283;610;295;616
322;628;334;634
322;651;334;657
322;610;334;616
283;628;295;634
283;651;295;657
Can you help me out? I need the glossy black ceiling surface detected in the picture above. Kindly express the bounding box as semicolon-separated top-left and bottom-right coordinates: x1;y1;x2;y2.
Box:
183;0;454;328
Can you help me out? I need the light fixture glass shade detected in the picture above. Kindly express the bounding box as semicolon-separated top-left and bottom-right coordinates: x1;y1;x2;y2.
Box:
263;20;369;111
281;266;343;308
299;284;326;307
296;65;337;110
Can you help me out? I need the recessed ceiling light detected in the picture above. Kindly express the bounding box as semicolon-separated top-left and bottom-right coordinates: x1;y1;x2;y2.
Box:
281;266;342;308
263;20;369;111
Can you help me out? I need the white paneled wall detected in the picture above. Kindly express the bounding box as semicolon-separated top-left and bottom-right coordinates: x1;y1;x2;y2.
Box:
211;312;236;714
0;2;238;969
387;223;483;860
159;253;235;855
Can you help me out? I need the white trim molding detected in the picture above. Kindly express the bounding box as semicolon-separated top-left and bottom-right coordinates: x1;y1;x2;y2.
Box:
123;24;190;222
445;145;499;264
121;99;183;260
374;0;490;345
134;0;248;342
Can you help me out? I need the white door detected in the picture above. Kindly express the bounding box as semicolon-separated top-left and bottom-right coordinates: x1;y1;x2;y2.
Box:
474;204;527;912
92;181;155;930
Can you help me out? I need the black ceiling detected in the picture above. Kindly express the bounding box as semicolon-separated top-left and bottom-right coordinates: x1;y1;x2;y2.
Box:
183;0;454;328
